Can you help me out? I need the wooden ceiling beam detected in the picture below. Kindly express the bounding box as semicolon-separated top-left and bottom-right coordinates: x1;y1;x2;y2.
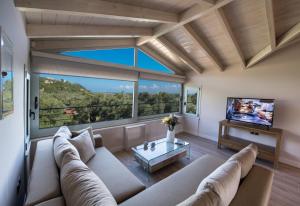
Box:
183;24;224;71
15;0;178;23
157;37;203;74
136;0;235;46
31;39;136;51
265;0;276;50
27;24;153;39
215;8;245;68
138;45;184;75
247;22;300;68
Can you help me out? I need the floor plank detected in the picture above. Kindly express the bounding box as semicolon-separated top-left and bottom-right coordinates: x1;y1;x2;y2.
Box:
114;132;300;206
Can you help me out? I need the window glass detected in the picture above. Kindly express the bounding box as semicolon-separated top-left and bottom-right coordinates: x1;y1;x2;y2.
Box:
137;49;174;74
184;87;199;115
61;48;135;67
39;74;134;128
138;79;181;116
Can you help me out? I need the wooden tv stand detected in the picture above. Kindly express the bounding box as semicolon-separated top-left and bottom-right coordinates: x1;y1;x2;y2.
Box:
218;120;282;168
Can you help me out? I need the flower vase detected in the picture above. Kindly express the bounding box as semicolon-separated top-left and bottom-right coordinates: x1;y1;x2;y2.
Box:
166;129;175;142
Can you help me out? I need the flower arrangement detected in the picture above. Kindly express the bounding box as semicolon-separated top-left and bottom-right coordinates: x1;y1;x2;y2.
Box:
162;114;178;131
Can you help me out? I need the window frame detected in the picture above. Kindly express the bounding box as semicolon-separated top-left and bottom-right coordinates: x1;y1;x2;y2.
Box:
183;86;201;117
30;73;183;138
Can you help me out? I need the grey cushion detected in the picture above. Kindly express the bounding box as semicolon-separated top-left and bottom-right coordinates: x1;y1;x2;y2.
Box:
227;144;258;178
60;152;117;206
69;130;96;163
197;161;241;206
35;197;65;206
53;136;80;168
86;147;146;203
54;126;72;138
71;127;95;147
120;155;224;206
176;189;220;206
25;139;61;206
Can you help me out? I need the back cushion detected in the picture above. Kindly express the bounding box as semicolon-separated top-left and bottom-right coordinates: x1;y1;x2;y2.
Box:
177;189;220;206
25;139;61;206
53;136;80;168
227;144;258;178
60;152;117;206
197;161;241;206
54;126;72;138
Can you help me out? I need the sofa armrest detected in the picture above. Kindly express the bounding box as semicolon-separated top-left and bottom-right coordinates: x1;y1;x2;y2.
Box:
229;165;274;206
94;134;103;148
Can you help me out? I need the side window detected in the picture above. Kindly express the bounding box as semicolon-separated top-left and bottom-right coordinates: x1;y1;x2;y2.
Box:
183;87;200;116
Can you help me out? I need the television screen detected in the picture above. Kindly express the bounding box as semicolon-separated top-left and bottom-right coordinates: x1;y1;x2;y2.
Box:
226;98;275;127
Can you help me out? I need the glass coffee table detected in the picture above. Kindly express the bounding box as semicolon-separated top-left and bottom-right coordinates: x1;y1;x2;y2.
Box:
132;138;190;173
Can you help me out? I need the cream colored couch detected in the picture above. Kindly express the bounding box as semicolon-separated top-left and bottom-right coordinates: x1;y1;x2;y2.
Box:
25;135;273;206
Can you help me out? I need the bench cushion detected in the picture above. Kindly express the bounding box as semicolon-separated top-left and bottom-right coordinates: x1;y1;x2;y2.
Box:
120;154;225;206
35;197;65;206
86;147;146;203
25;139;61;206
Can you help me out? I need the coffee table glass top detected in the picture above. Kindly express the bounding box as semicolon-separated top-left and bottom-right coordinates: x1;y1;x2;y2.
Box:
132;138;189;162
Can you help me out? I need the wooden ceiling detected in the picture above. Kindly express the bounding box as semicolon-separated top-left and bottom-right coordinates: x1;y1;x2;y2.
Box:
15;0;300;75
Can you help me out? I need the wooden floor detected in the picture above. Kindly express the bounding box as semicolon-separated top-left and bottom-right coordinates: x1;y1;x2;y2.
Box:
115;133;300;206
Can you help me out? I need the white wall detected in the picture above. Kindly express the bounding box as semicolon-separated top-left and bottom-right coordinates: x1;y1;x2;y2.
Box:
0;0;29;205
184;42;300;168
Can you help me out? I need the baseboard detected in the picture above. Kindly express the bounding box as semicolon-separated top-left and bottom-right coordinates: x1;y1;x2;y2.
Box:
198;133;217;142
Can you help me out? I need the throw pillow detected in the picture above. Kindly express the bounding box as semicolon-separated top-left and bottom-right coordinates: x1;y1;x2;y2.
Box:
60;152;117;206
53;136;80;168
69;130;96;163
71;126;95;147
177;189;220;206
227;144;258;178
197;161;241;206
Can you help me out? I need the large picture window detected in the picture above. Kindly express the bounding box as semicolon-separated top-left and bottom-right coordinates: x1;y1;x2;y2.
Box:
39;74;134;128
138;79;181;117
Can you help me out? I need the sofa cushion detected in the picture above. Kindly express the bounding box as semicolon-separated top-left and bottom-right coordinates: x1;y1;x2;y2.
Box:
71;126;95;147
25;139;61;206
53;136;80;168
229;165;273;206
228;144;258;178
60;152;117;206
197;161;241;206
54;126;72;138
176;189;220;206
86;147;146;203
35;197;65;206
120;154;224;206
69;130;96;163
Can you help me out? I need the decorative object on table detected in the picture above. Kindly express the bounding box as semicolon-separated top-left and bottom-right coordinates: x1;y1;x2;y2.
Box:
143;141;148;150
151;142;156;148
0;27;14;120
162;114;178;142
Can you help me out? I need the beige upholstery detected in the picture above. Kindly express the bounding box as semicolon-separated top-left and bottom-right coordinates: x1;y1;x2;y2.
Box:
86;147;146;203
69;130;96;163
120;155;225;206
25;139;61;206
60;152;117;206
197;161;241;206
54;126;72;138
35;197;65;206
228;144;258;178
229;165;274;206
176;189;220;206
71;127;95;146
53;136;80;168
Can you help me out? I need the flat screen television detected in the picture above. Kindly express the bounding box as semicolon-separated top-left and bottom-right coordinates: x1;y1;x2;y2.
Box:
226;97;275;127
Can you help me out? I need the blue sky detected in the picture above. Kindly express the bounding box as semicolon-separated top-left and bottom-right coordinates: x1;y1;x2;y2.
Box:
61;48;174;74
